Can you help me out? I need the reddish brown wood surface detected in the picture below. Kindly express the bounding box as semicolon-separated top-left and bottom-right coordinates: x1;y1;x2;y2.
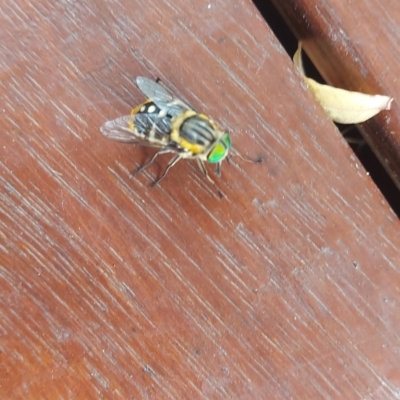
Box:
272;0;400;190
1;0;400;399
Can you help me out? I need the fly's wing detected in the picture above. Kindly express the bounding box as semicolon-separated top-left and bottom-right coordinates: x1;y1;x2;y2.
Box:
136;77;174;103
136;77;195;116
100;114;170;148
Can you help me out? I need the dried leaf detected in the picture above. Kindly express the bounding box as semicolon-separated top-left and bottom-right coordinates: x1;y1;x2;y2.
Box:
293;43;305;76
294;43;393;124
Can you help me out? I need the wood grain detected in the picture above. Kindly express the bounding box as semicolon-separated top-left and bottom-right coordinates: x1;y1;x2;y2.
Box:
1;0;400;398
271;0;400;191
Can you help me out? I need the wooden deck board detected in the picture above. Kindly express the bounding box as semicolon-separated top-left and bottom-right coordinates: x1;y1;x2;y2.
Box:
272;0;400;191
1;0;400;398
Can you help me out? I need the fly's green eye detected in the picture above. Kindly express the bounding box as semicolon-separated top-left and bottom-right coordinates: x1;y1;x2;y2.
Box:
221;133;231;149
207;133;231;163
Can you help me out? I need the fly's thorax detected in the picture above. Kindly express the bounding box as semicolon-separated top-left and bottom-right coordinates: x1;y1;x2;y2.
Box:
170;111;224;157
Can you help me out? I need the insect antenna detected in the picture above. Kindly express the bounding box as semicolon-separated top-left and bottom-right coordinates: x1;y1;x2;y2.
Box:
230;147;264;164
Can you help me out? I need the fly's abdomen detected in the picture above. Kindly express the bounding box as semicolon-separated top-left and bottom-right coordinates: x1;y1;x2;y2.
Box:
133;101;172;141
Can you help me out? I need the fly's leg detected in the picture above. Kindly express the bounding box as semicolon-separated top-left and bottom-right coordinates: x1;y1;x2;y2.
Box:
130;148;173;179
151;154;182;186
196;159;224;198
215;162;221;177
